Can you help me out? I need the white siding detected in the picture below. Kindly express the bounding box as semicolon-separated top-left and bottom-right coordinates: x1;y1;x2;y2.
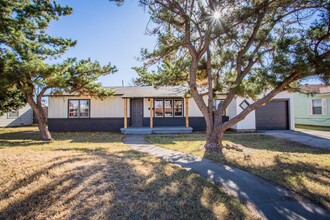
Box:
0;105;33;127
188;96;207;117
235;97;256;130
92;96;128;118
227;98;238;129
48;97;68;118
48;96;128;118
143;98;151;117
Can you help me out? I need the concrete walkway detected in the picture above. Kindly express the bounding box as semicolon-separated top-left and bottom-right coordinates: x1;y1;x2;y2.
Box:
296;129;330;140
123;136;330;220
262;130;330;150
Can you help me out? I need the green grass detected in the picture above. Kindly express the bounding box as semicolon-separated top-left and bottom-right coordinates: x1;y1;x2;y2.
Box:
0;126;259;219
296;124;330;131
146;134;330;209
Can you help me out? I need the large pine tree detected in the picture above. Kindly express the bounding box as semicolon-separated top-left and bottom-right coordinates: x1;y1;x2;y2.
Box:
117;0;330;154
0;0;116;140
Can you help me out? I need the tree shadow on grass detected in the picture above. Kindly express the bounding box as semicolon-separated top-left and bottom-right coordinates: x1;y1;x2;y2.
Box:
222;153;330;210
147;134;329;155
225;134;330;154
265;155;330;209
0;149;249;219
0;131;123;148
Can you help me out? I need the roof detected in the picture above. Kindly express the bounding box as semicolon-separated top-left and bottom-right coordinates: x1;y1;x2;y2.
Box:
299;85;330;94
46;86;209;98
110;86;189;98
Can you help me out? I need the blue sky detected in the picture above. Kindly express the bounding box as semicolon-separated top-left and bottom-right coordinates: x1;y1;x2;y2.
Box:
47;0;156;86
47;0;321;86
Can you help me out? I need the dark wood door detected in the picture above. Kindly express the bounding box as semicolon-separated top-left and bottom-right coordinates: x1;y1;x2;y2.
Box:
131;99;143;127
256;100;289;130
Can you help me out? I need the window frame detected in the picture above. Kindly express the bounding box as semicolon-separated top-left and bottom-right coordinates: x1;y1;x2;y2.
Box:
79;100;90;118
154;98;184;118
164;99;174;117
154;99;164;117
7;110;19;119
68;99;90;118
174;99;184;117
311;99;322;115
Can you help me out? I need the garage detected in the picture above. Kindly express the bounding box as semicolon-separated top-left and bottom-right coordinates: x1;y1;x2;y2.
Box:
256;100;289;130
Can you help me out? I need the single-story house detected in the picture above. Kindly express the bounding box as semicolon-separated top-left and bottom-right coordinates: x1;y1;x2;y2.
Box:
294;85;330;127
0;105;33;127
47;86;295;134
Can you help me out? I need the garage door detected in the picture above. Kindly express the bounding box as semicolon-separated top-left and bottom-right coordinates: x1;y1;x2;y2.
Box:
256;100;289;130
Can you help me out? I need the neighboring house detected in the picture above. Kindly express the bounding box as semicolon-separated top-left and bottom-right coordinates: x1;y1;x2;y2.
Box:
47;86;295;134
0;105;33;127
294;85;330;127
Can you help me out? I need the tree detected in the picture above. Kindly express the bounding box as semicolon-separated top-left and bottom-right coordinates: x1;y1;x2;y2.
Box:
0;1;116;140
118;0;330;154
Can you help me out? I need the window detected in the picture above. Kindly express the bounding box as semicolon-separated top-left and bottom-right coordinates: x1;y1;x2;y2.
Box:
174;99;183;117
239;99;250;110
312;99;322;115
155;99;163;117
79;100;90;117
7;110;19;119
69;100;90;118
164;99;173;117
154;98;184;117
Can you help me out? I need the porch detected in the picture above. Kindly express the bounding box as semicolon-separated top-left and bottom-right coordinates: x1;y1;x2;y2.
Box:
120;126;193;135
121;91;192;134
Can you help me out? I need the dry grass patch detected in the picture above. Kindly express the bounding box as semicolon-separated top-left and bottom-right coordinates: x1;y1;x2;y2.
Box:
0;127;258;219
146;134;330;209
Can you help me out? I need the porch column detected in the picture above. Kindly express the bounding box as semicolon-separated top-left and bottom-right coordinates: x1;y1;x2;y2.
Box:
150;98;154;128
185;96;189;128
124;98;127;128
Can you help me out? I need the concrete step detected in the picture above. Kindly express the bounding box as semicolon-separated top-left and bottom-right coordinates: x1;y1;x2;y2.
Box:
120;127;193;135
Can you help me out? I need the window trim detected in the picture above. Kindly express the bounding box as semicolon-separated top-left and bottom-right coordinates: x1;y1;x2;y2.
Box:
68;99;90;118
164;99;174;117
311;99;322;115
154;98;184;118
154;99;164;118
7;110;19;119
174;99;184;117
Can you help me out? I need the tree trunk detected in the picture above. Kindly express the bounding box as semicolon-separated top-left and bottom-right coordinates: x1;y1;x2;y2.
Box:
35;112;52;141
204;124;224;155
26;95;52;141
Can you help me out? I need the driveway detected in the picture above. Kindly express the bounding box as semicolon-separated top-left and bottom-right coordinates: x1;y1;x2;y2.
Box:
296;129;330;139
261;130;330;150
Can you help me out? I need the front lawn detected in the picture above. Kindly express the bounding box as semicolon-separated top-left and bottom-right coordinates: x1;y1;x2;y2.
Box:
146;134;330;209
0;127;258;219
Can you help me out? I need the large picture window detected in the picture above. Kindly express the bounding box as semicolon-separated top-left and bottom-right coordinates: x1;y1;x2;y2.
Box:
174;99;183;117
69;99;90;118
155;99;164;117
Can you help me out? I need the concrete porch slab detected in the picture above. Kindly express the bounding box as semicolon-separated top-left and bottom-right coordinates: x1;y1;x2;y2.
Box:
120;126;193;135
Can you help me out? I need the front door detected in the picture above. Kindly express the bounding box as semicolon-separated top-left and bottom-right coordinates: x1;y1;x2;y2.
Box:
131;99;143;127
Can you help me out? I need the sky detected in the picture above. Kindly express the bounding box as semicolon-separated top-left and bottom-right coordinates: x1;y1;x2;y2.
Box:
47;0;156;86
46;0;322;86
